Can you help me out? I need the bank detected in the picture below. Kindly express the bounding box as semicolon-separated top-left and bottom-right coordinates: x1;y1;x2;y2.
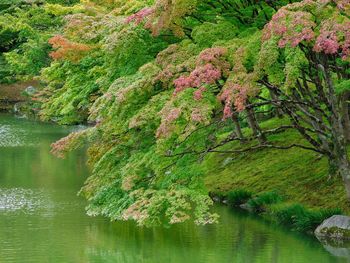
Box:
0;80;40;114
204;117;349;234
2;83;347;234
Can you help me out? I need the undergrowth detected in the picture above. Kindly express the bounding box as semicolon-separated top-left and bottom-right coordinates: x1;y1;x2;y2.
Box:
210;189;342;233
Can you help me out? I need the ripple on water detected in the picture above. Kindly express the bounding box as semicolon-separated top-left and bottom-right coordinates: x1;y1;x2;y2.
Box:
0;125;31;147
0;188;54;215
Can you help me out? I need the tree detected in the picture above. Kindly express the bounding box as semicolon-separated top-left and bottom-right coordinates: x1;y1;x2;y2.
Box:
164;0;350;199
0;0;75;83
26;0;350;227
255;0;350;197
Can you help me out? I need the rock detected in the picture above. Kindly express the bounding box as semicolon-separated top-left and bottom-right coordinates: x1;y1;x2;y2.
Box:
13;102;20;113
221;157;233;167
315;215;350;240
240;203;253;212
24;86;37;96
212;196;221;203
210;195;227;204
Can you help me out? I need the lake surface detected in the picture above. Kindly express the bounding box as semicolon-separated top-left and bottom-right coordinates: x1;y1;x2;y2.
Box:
0;113;348;263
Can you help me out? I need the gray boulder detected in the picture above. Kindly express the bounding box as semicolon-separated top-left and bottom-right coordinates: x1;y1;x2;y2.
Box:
212;196;221;202
24;86;37;96
315;215;350;240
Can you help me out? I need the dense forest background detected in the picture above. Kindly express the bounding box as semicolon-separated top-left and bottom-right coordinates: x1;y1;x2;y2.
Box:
1;0;350;227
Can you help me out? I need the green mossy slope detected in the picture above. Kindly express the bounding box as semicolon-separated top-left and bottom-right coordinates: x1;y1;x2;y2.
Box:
204;118;349;213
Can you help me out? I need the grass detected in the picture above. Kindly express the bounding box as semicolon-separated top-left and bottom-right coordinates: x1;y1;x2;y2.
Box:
226;189;252;207
269;203;342;232
247;191;283;213
209;189;342;233
204;117;349;214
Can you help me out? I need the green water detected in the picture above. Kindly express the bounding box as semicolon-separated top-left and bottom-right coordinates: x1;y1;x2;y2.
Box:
0;113;348;263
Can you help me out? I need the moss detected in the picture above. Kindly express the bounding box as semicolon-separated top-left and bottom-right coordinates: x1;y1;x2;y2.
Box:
320;227;350;239
204;117;350;214
0;80;38;100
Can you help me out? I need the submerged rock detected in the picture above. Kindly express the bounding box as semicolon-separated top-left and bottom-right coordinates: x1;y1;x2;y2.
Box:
240;203;253;212
315;215;350;240
212;196;221;202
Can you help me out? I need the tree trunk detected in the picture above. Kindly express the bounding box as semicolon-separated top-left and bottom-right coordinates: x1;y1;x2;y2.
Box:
340;92;350;142
232;113;245;142
320;62;350;200
331;153;350;200
269;89;283;118
246;107;267;145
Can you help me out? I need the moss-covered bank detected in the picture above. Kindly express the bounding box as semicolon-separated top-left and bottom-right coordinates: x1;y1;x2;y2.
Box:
210;189;341;234
204;118;349;214
0;80;38;111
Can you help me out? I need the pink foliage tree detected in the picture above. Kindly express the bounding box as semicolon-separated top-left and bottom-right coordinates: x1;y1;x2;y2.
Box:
173;47;229;98
125;7;154;25
263;0;350;60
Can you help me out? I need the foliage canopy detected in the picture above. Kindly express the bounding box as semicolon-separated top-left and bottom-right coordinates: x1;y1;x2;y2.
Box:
1;0;350;226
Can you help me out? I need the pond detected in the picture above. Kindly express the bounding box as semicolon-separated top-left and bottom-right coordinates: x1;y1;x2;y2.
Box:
0;113;348;263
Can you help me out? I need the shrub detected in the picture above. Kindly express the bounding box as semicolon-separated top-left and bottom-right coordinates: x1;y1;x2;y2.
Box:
271;203;342;232
247;191;282;213
272;203;308;227
294;208;342;233
226;189;252;207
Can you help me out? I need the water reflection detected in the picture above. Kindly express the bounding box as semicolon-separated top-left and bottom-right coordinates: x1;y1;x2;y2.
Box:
0;113;348;263
0;188;50;213
0;124;31;147
316;237;350;259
